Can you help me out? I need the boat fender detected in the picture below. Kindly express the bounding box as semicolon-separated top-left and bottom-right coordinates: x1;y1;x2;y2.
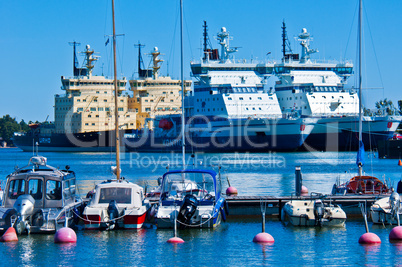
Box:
224;200;229;216
147;205;156;221
220;206;226;222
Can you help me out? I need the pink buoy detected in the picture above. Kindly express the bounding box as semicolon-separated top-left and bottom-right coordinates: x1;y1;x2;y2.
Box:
167;237;184;243
54;227;77;243
226;186;238;196
389;226;402;241
359;232;381;244
0;227;18;242
253;232;274;243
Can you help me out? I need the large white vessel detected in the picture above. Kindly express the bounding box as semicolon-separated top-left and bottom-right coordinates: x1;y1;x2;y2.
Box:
184;23;316;152
274;23;401;151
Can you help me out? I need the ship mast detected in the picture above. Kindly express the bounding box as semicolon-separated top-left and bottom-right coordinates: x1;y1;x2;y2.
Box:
180;0;185;168
357;0;363;177
112;0;120;181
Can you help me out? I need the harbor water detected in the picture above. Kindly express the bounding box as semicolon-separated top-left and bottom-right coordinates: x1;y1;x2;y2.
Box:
0;148;402;266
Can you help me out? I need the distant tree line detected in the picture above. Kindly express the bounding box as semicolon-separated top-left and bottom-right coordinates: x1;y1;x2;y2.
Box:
0;115;33;146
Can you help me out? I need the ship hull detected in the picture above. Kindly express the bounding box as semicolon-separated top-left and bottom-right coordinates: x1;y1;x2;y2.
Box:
13;130;121;152
125;117;316;153
301;115;401;152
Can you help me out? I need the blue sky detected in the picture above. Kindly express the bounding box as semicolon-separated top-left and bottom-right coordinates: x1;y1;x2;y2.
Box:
1;0;401;122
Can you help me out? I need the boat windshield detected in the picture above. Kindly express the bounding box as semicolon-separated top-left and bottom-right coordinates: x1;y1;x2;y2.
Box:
98;187;132;204
161;172;215;200
7;179;25;199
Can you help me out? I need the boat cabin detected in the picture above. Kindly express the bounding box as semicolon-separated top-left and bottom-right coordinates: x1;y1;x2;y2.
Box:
88;180;145;208
3;156;77;210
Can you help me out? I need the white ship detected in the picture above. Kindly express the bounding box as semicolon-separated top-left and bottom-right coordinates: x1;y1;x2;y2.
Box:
184;23;316;152
274;23;401;151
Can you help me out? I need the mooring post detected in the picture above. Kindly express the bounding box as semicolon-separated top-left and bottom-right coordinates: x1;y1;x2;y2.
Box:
295;166;302;197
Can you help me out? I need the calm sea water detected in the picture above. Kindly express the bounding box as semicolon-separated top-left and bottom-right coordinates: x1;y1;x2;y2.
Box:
0;148;402;266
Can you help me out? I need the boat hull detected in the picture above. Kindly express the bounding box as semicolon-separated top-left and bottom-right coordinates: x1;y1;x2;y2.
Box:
83;207;147;230
281;201;346;227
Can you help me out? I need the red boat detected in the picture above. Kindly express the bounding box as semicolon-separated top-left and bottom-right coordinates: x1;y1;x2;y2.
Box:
332;175;390;195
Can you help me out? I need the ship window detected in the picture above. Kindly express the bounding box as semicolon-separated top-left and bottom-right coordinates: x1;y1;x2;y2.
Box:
96;91;99;94
239;97;244;100
249;97;252;100
118;108;124;111
85;123;88;126
104;91;107;94
105;108;110;111
8;179;26;199
83;99;86;102
88;115;92;118
104;99;107;102
92;123;95;126
246;108;249;110
90;108;96;111
259;107;262;110
96;115;99;118
145;100;148;102
77;99;81;102
228;98;232;100
170;100;173;102
77;108;83;112
98;107;103;111
46;180;62;200
252;107;255;110
99;187;132;204
258;97;262;100
145;108;151;112
28;179;43;200
94;99;98;102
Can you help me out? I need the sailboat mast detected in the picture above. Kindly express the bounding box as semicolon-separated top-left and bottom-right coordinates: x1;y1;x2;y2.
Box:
180;0;185;168
358;0;363;142
112;0;120;181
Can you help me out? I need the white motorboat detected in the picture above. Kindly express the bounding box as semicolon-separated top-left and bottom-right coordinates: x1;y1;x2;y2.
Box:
0;156;83;234
370;190;401;225
81;0;149;231
83;179;149;230
281;197;346;227
155;169;228;229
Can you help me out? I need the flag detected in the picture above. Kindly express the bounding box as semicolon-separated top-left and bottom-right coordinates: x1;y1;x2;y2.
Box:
105;38;109;46
356;140;365;166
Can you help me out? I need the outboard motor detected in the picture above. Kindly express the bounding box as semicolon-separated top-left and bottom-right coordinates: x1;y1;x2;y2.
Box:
13;195;35;234
314;200;325;227
177;194;199;229
107;200;120;230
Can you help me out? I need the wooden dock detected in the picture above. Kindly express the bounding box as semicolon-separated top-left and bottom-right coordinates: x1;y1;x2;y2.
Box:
226;195;386;219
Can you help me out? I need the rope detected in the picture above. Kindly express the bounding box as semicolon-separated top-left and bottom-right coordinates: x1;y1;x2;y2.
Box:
72;207;136;224
175;208;220;227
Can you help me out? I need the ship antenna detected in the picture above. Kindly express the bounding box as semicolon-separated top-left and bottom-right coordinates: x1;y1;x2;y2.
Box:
281;20;293;61
203;21;208;61
135;42;146;78
281;21;286;59
69;41;81;75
